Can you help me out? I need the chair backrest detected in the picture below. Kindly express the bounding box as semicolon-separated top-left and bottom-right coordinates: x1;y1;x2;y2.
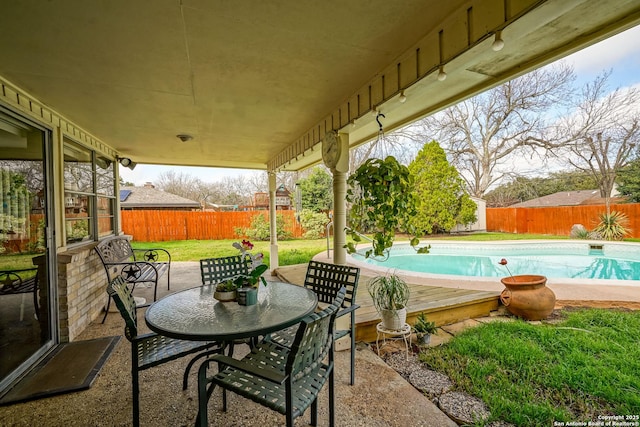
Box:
303;261;359;309
287;287;346;380
95;236;136;279
106;276;139;341
200;255;250;285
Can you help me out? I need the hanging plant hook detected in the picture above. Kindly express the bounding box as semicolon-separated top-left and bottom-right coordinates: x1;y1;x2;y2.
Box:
375;113;386;132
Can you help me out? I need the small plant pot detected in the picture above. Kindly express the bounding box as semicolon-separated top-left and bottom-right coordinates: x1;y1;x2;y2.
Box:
419;333;431;345
380;307;407;330
213;290;237;302
237;287;258;306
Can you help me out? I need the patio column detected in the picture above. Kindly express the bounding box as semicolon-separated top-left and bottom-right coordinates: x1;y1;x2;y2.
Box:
268;171;279;271
332;132;349;265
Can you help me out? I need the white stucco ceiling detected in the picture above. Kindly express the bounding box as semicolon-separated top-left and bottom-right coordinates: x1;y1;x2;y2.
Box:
1;0;639;171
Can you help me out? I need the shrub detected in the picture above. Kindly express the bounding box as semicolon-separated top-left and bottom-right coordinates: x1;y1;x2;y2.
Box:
298;209;329;239
592;211;630;241
238;213;292;241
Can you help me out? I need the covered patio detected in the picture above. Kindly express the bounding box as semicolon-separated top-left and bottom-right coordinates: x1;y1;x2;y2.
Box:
1;262;461;427
1;0;640;421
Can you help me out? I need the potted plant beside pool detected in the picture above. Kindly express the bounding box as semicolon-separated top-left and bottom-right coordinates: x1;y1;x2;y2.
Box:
498;258;556;321
368;273;410;330
412;312;437;345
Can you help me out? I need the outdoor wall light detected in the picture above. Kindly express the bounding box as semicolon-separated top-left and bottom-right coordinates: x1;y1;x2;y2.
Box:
398;91;407;103
118;157;137;170
492;30;505;51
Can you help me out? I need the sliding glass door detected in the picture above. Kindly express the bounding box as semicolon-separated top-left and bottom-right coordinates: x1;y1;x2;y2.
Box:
0;109;55;391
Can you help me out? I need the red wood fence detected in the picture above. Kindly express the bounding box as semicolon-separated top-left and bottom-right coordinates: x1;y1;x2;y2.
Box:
120;210;304;242
487;203;640;238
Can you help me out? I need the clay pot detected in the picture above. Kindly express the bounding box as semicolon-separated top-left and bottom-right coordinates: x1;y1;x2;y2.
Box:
499;275;556;321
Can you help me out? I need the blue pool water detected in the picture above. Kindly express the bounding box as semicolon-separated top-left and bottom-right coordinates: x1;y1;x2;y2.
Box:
355;241;640;281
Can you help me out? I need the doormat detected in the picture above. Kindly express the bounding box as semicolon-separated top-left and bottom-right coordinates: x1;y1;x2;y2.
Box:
0;336;120;405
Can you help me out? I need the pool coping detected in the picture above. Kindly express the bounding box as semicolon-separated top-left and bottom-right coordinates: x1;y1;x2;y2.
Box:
344;240;640;303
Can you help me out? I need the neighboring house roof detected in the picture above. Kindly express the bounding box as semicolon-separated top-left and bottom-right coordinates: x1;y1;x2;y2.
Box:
510;189;618;208
120;185;201;209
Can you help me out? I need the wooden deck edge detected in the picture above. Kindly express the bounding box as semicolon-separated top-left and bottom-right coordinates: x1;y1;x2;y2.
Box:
355;296;500;343
356;293;500;324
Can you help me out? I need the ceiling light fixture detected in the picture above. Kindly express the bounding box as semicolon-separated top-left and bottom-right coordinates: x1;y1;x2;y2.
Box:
492;30;505;51
398;91;407;103
437;66;447;82
177;134;193;142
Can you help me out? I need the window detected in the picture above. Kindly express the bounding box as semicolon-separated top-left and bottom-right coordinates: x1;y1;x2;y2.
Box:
63;139;115;245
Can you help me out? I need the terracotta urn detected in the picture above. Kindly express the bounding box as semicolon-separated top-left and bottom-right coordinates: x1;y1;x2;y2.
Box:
499;275;556;321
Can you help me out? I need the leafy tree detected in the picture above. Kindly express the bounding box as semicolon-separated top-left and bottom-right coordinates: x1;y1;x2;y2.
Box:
296;166;333;212
617;159;640;202
408;141;476;234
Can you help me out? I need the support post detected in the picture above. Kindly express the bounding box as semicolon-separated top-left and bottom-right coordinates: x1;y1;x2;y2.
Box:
332;132;349;265
268;171;279;271
332;169;347;265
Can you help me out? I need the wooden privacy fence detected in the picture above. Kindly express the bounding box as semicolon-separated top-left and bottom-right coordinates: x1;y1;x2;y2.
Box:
120;210;304;242
487;203;640;238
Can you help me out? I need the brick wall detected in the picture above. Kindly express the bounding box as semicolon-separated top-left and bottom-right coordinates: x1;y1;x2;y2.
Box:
57;244;106;342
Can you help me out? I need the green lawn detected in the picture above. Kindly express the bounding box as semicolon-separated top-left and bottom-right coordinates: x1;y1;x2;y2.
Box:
420;308;640;426
130;238;327;265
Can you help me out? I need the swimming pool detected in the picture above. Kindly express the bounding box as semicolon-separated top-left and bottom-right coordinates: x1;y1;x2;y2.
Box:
350;241;640;282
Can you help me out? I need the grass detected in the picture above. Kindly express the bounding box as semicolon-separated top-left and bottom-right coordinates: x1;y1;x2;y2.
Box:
419;308;640;426
130;238;327;266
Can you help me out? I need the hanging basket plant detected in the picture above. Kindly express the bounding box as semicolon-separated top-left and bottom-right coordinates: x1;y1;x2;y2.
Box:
345;156;429;259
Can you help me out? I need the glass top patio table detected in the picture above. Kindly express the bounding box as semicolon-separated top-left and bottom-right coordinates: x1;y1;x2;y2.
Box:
144;281;318;342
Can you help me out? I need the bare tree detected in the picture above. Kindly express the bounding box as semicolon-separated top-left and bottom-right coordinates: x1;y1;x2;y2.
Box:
554;71;640;202
155;170;211;203
349;129;423;172
408;63;576;197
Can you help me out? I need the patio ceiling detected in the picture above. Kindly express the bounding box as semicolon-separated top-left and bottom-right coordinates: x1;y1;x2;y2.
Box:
1;0;639;172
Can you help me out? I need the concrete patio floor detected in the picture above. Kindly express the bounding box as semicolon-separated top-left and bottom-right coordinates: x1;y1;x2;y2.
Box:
0;262;457;427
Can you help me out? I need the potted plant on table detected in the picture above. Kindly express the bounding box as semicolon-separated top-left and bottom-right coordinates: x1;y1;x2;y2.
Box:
213;240;268;303
412;312;437;345
232;240;268;305
214;279;239;302
368;272;410;330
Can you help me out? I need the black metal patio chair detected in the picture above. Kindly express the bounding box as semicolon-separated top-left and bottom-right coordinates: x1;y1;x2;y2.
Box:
107;276;223;427
196;287;346;427
200;255;250;286
265;260;361;384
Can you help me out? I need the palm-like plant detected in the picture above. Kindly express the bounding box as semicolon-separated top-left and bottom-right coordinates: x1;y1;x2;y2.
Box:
368;273;410;312
592;211;630;241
